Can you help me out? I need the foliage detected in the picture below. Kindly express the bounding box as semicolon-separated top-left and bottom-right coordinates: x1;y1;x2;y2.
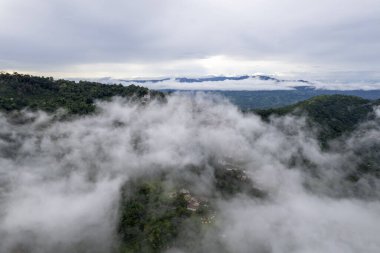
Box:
117;162;266;252
214;167;265;198
118;179;205;253
255;95;377;145
0;72;164;114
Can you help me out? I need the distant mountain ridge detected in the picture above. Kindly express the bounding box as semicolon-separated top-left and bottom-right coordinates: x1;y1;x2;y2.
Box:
85;74;380;92
118;74;313;86
120;77;171;83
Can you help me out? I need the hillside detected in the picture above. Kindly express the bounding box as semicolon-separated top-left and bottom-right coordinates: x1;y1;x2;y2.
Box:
255;95;379;144
0;72;164;114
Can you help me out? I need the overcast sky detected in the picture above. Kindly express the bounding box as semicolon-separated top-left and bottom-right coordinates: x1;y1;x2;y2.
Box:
0;0;379;80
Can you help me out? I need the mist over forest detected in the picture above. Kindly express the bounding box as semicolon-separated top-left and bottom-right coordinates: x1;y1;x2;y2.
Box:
1;74;380;252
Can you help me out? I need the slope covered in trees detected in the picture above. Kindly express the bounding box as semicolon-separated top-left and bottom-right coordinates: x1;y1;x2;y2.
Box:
0;72;164;114
255;95;380;145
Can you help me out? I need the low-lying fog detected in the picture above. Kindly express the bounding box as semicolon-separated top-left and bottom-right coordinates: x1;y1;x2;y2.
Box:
1;93;380;253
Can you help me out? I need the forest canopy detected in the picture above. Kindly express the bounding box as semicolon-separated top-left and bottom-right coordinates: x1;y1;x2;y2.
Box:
0;72;164;114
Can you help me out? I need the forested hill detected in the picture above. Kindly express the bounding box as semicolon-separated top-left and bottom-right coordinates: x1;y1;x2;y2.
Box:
0;72;164;114
255;95;380;145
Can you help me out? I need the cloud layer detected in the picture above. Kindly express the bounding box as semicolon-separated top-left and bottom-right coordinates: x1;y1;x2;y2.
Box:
1;94;380;252
0;0;379;79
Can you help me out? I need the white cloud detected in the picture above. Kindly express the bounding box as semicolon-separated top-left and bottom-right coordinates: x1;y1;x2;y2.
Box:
0;0;379;80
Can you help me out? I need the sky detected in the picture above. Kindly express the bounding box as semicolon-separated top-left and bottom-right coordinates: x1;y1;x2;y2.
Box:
0;0;379;81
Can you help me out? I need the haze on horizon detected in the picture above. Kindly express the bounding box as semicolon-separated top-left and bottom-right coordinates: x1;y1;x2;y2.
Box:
0;0;379;83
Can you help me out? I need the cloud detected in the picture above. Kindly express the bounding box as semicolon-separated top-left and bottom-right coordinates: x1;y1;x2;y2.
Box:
218;196;380;253
0;94;380;252
0;0;379;79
